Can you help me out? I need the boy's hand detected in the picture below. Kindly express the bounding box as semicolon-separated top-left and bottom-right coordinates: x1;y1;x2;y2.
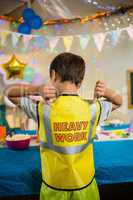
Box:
94;80;122;110
94;80;106;99
39;85;57;104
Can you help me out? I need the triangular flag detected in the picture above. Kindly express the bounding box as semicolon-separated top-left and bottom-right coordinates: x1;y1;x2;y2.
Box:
49;37;59;52
22;35;33;49
12;33;20;48
63;36;73;52
78;35;90;50
33;36;45;48
93;33;106;52
0;31;9;46
126;25;133;40
109;30;121;46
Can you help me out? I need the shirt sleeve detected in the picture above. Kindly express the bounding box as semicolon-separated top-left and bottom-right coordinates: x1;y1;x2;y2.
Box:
20;97;38;121
99;100;112;123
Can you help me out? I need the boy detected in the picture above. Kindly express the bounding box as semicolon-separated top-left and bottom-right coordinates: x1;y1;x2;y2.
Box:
6;53;122;200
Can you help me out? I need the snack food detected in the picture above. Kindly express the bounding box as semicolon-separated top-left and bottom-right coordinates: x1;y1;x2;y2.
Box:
6;134;30;150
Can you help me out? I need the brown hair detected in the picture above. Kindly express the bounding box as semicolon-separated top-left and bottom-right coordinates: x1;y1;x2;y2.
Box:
50;52;85;86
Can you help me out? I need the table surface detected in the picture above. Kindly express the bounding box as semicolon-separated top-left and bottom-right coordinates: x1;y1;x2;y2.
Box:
0;140;133;197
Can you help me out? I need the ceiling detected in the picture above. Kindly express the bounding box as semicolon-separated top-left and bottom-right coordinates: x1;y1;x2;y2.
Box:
0;0;133;21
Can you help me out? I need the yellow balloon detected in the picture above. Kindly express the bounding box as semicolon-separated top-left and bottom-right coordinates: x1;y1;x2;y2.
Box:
2;55;26;79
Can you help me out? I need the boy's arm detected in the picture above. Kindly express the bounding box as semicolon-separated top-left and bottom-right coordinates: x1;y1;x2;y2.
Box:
5;84;56;106
102;88;122;110
94;81;122;111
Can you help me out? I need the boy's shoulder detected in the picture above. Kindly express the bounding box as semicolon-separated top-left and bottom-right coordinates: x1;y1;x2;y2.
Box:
83;99;94;104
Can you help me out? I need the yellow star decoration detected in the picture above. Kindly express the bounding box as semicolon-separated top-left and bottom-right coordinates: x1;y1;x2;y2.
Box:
2;55;26;79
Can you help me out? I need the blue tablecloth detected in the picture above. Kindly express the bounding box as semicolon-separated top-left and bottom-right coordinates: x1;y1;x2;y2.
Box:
0;140;133;197
94;140;133;185
0;147;41;197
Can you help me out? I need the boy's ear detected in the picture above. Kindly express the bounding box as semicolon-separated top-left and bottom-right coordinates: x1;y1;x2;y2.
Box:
51;70;56;81
51;70;60;82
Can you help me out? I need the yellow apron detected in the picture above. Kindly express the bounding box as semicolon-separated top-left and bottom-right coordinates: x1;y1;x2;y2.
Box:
38;95;100;191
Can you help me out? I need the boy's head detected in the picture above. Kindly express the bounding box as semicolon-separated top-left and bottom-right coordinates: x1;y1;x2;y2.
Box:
50;52;85;90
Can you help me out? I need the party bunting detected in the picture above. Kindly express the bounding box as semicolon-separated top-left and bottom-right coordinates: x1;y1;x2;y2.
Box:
11;32;20;48
62;36;73;52
0;24;132;52
126;25;133;40
33;36;45;48
0;31;9;46
109;29;122;46
49;37;59;52
22;35;33;49
93;32;106;52
78;35;90;50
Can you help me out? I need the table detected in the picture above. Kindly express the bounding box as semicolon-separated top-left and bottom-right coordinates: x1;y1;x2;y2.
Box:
0;140;133;199
95;140;133;185
0;147;41;198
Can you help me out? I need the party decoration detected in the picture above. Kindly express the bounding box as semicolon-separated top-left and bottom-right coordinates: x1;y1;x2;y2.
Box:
33;36;45;48
87;0;116;11
22;8;35;22
126;25;133;40
32;73;44;85
49;37;59;52
11;33;20;47
0;23;133;52
0;4;133;27
109;30;121;46
28;15;43;30
0;31;9;46
17;7;43;34
2;55;26;79
18;22;31;34
23;66;36;83
93;32;106;51
0;19;6;25
11;22;19;30
63;36;73;52
78;35;90;50
0;51;4;56
22;34;33;49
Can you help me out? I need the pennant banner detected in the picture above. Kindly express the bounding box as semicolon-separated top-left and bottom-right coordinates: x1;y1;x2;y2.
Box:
126;25;133;40
63;36;73;52
33;36;45;49
0;25;132;51
109;30;121;46
12;33;20;48
0;31;9;46
49;37;59;52
93;33;106;52
78;35;90;50
22;35;33;49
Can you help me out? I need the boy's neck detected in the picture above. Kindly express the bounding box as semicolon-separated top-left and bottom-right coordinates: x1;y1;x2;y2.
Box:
57;82;78;95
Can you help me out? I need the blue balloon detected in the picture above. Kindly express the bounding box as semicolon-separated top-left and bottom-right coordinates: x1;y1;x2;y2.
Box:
18;23;31;34
28;15;43;29
23;8;35;22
